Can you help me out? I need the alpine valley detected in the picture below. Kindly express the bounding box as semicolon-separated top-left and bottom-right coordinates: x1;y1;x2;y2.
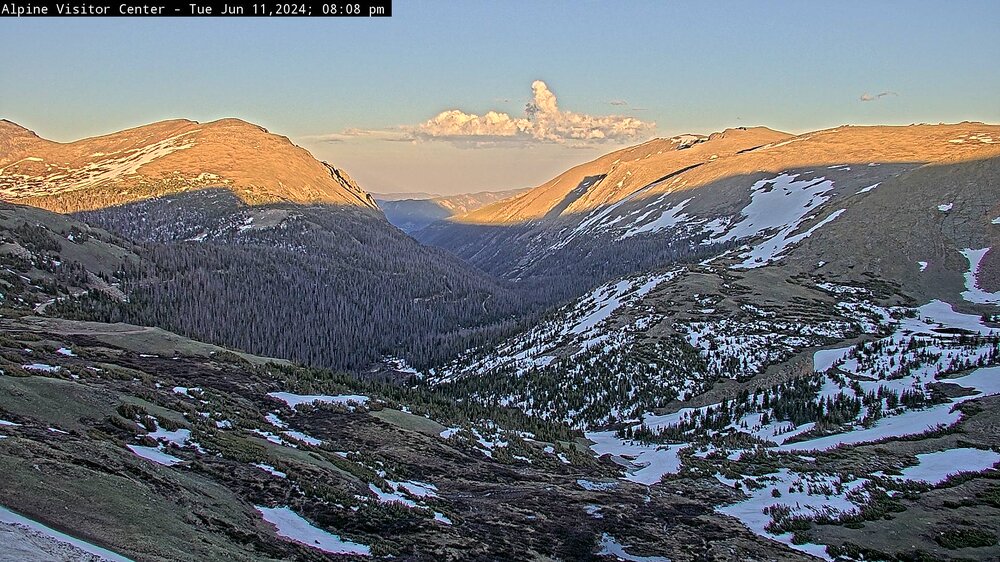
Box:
2;116;1000;562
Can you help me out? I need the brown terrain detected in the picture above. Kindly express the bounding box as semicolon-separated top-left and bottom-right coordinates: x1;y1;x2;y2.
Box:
0;118;378;213
457;123;1000;225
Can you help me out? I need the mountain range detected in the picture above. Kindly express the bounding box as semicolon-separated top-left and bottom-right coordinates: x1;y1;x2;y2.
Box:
2;117;1000;561
417;123;1000;292
375;189;529;233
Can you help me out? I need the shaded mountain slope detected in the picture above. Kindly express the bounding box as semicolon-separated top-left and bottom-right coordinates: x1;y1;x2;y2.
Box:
417;124;1000;296
61;190;535;373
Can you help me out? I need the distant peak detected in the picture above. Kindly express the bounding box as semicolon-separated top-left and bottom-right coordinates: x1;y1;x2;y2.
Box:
710;126;789;140
203;118;271;134
668;134;709;149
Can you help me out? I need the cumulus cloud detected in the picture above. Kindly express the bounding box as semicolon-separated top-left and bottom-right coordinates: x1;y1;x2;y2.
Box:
860;91;898;102
412;81;655;145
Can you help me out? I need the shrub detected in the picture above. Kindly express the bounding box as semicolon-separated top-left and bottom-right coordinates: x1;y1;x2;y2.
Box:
934;528;997;550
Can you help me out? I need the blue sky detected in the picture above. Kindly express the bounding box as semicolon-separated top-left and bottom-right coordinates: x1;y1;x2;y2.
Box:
2;1;998;194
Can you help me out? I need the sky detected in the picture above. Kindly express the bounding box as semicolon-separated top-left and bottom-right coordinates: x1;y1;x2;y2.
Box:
2;1;998;195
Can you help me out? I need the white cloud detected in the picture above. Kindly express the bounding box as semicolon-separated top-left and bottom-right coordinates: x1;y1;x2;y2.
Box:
417;109;531;139
413;81;655;145
302;128;410;144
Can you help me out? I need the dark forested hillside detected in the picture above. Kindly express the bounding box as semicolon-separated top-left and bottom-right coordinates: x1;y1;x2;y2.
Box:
418;217;735;299
61;190;540;372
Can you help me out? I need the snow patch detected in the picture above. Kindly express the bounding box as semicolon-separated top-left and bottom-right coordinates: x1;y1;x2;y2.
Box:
586;431;683;485
256;506;370;556
960;248;1000;304
126;445;183;466
597;533;671;562
22;363;62;373
253;463;287;478
267;392;369;409
898;448;1000;484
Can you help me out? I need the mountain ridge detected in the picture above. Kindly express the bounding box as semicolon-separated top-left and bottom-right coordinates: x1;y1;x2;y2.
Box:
446;122;998;227
0;117;379;213
416;122;1000;293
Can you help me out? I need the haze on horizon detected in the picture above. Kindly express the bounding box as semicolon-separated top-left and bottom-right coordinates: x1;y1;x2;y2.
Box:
1;0;998;195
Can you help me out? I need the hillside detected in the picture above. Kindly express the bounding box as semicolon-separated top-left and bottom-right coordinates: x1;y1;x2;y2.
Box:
417;124;1000;294
460;127;790;224
65;190;537;372
0;118;378;212
423;124;1000;559
0;202;801;560
0;118;544;373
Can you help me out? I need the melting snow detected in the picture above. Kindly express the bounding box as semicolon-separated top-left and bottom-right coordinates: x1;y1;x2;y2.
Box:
394;480;438;498
586;431;684;485
813;346;853;373
282;429;322;446
368;482;451;525
368;483;418;508
717;469;861;560
721;447;1000;560
251;429;291;446
253;463;287;478
960;248;1000;303
620;198;693;239
55;347;75;357
566;273;676;335
267;392;369;409
776;404;963;452
256;506;371;556
597;533;671;562
719;174;835;244
22;363;62;373
897;448;1000;484
126;445;183;466
734;209;845;269
265;413;287;429
147;425;192;448
706;173;844;269
577;479;618;491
